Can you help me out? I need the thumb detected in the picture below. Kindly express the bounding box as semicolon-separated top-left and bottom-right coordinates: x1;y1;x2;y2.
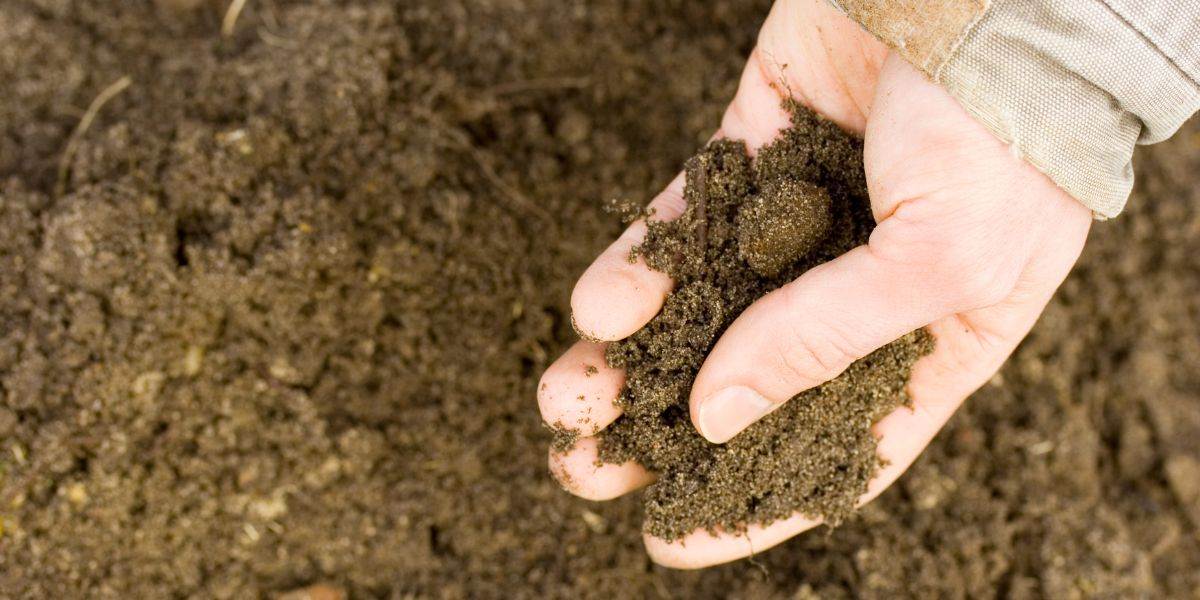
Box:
688;243;971;443
688;54;1038;444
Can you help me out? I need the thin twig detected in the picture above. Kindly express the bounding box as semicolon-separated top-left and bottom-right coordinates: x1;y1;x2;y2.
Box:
222;0;249;37
55;75;132;197
257;26;299;49
411;108;554;226
254;0;296;49
464;143;553;223
489;76;590;96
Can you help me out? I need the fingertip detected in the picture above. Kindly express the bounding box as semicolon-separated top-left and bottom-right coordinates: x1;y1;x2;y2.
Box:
689;245;948;437
569;175;687;342
686;286;797;443
643;533;712;570
643;512;820;569
569;228;672;341
691;385;778;444
548;437;654;501
686;284;792;406
537;341;625;435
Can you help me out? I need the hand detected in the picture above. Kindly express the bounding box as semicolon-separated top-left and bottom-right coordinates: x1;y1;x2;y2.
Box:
538;0;1091;568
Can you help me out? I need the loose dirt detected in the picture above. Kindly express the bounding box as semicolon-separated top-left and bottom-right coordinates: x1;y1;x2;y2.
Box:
1;1;1197;598
597;109;932;541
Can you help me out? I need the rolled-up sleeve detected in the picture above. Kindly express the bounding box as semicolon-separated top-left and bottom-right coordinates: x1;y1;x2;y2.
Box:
831;0;1200;219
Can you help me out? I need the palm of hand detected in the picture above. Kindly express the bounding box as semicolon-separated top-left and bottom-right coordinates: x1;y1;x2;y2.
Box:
539;0;1091;568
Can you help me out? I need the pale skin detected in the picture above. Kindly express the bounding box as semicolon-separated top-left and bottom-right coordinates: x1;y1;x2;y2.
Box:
538;0;1093;569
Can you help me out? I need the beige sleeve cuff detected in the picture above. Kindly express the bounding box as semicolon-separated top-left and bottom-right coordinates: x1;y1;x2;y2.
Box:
832;0;1200;219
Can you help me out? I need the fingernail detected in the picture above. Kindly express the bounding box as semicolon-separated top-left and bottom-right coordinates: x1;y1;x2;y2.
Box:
697;386;775;444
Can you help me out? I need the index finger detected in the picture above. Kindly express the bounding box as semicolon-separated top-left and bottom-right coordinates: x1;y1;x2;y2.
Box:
570;41;803;341
570;173;685;341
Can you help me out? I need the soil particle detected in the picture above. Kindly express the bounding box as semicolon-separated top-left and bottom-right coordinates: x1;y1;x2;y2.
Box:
551;421;582;454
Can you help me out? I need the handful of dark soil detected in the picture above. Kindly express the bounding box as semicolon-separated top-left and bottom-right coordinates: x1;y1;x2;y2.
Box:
598;104;933;541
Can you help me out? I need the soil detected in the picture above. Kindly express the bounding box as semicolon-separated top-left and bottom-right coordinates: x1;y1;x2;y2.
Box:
1;1;1198;599
597;112;932;540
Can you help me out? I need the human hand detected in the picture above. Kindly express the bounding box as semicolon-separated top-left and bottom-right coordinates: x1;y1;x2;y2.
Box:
539;0;1092;568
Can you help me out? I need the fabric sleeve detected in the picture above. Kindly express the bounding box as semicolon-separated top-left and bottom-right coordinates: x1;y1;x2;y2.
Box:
829;0;1200;219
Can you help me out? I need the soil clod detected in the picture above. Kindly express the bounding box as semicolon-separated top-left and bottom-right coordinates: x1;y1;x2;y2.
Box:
737;178;831;277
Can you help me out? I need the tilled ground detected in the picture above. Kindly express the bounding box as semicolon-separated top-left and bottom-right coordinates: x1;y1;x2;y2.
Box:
0;1;1197;598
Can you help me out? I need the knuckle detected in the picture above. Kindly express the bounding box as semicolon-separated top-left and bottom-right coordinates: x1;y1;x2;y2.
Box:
777;333;855;388
770;285;860;387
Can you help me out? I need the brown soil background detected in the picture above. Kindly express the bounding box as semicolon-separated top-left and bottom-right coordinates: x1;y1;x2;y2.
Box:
1;1;1198;598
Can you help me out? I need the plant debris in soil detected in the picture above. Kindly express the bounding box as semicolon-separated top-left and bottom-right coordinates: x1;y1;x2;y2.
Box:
597;105;932;541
